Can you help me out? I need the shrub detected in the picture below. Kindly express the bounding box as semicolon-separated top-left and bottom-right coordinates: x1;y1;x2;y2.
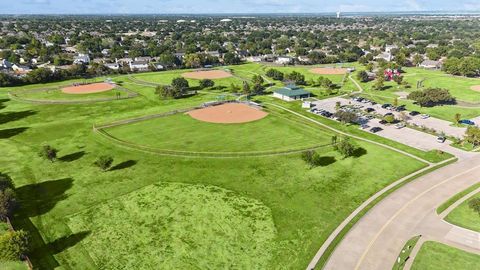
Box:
94;156;114;171
199;79;215;89
0;188;16;220
468;198;480;215
266;69;284;81
38;145;58;162
0;230;29;261
334;137;357;158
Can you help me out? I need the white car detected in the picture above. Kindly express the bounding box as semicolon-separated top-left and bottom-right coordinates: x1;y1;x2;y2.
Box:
421;114;430;119
395;123;406;129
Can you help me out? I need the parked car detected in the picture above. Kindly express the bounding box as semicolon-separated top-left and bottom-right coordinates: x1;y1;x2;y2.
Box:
361;124;370;129
365;108;375;113
459;119;475;125
370;127;383;133
409;111;420;116
395;123;406;129
420;114;430;119
379;120;388;125
395;105;406;112
381;104;392;109
384;112;394;117
437;136;446;143
370;101;377;105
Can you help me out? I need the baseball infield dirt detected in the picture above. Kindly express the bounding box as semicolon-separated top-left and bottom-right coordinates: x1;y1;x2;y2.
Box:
470;85;480;92
61;83;115;94
310;67;348;75
186;103;268;124
182;70;232;80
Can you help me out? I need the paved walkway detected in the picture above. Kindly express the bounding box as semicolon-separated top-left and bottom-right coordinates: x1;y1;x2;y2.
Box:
322;155;480;270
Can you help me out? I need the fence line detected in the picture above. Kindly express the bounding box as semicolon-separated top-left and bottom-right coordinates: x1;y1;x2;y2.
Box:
4;217;33;270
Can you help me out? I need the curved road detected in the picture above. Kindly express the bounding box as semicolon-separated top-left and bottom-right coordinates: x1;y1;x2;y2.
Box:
322;154;480;270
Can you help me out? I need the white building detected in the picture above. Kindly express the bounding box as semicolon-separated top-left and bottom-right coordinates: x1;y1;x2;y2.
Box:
275;56;293;65
73;54;90;65
129;61;149;71
419;60;442;70
105;63;120;70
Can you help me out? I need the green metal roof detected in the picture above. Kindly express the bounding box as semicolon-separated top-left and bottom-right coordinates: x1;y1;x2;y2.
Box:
274;87;311;97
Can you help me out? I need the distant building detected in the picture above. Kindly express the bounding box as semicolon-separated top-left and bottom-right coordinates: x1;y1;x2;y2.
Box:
374;52;393;62
419;60;442;70
336;12;341;18
129;61;149;71
273;85;311;102
134;56;152;62
105;63;120;70
0;59;13;70
73;54;90;65
220;19;232;22
246;56;262;62
275;56;293;65
385;45;398;54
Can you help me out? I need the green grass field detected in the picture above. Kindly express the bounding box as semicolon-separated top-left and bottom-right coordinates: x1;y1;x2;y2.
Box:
354;67;480;121
445;192;480;232
103;110;332;154
0;66;431;269
412;241;480;270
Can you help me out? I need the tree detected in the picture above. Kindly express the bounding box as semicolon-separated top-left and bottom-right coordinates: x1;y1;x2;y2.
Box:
335;101;341;111
172;77;189;92
407;88;454;107
384;115;396;124
334;110;358;124
393;97;399;107
266;69;284;81
454;113;461;124
199;79;215;89
230;83;240;93
373;76;385;90
395;53;407;66
334;137;357;158
399;112;410;123
0;230;29;261
393;75;403;85
242;81;251;95
0;188;16;220
468;198;480;215
285;71;306;85
301;150;319;168
413;54;424;66
93;156;113;171
357;70;370;82
465;126;480;146
223;52;241;65
252;74;264;85
38;145;58;162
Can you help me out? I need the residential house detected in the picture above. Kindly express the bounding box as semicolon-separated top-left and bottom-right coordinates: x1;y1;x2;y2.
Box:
105;63;120;70
129;61;149;71
73;54;90;65
419;60;442;70
275;56;292;65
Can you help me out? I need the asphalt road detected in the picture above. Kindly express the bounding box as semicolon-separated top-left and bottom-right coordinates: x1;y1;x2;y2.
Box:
323;154;480;270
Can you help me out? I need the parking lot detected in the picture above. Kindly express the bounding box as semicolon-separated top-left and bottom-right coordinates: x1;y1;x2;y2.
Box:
312;97;467;138
311;97;474;159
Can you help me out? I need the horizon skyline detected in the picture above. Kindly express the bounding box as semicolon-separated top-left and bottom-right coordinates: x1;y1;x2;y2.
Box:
4;0;480;15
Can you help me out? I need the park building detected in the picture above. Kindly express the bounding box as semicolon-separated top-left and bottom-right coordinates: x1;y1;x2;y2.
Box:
273;84;311;102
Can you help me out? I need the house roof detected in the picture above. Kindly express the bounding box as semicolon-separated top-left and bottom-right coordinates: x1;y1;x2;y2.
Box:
274;86;311;97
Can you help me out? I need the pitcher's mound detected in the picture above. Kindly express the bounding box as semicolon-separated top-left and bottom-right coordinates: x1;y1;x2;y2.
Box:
310;68;348;75
187;103;268;124
182;70;232;80
471;85;480;92
62;82;115;94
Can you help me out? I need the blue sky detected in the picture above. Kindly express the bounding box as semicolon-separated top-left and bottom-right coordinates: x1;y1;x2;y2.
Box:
4;0;480;14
